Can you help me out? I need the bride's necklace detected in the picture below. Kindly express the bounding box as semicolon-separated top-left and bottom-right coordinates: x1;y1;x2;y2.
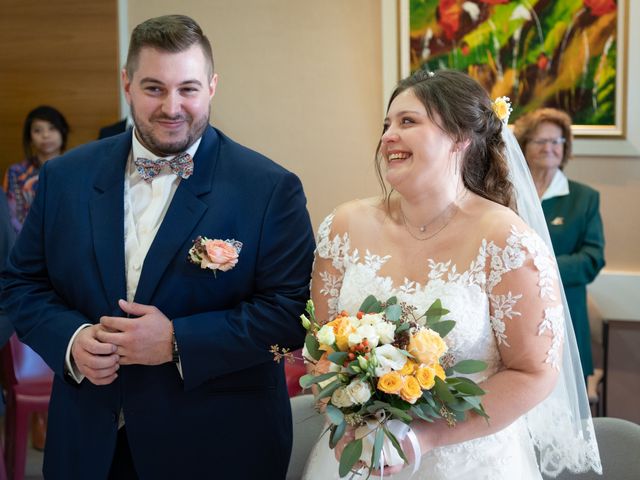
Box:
399;197;461;241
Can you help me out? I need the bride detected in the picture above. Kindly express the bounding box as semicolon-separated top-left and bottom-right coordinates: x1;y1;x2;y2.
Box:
302;70;600;479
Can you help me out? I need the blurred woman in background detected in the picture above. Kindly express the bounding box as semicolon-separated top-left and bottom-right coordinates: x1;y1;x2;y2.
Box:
3;105;69;233
514;108;605;382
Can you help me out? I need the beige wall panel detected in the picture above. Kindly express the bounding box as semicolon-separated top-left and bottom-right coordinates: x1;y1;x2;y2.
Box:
0;0;120;174
127;0;383;230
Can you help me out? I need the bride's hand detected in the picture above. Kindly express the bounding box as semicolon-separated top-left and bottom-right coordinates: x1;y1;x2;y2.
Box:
333;427;418;477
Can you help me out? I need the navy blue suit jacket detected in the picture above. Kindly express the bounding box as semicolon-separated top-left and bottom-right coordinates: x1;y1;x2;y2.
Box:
0;126;315;479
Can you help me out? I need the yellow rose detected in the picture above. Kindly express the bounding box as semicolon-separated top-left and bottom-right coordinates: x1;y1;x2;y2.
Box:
434;362;446;380
326;316;356;351
399;358;417;376
377;371;403;395
400;376;422;404
407;329;448;366
414;365;436;390
492;96;512;123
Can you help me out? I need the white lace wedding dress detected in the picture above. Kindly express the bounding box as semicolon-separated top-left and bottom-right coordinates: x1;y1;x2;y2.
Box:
302;210;568;480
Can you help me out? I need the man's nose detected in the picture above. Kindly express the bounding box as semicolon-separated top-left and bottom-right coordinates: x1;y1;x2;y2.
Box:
162;93;181;117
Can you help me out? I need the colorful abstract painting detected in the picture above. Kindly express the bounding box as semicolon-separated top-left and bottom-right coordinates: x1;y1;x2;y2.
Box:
409;0;621;131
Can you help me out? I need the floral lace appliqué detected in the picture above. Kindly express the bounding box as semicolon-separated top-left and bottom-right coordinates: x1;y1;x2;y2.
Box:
489;292;523;347
538;304;565;369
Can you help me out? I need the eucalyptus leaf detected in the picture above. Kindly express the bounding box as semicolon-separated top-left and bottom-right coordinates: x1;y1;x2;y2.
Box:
366;401;392;413
452;359;487;374
387;406;413;422
371;427;385;470
328;351;349;365
325;404;345;425
383;427;408;463
462;396;483;409
385;304;402;322
425;299;450;323
433;376;456;404
359;295;379;313
304;334;322;361
395;322;411;333
451;378;486;396
339;438;363;477
428;320;456;338
299;371;338;389
317;380;342;400
329;420;347;448
411;405;435;422
386;296;398;305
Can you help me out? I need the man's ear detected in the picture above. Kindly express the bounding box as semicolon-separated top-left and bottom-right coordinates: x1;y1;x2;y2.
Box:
122;68;132;104
209;73;218;100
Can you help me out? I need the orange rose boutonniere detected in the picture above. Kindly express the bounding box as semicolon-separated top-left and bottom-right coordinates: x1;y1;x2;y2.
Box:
188;236;242;275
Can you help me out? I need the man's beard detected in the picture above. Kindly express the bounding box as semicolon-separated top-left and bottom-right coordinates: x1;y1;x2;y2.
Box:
131;104;210;156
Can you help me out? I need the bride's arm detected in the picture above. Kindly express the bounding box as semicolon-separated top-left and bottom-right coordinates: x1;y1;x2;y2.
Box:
411;225;562;455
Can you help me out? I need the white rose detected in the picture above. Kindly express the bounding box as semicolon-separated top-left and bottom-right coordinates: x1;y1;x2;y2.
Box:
331;386;354;408
375;321;396;345
345;379;372;404
317;324;336;346
348;324;380;348
374;344;407;377
361;313;383;326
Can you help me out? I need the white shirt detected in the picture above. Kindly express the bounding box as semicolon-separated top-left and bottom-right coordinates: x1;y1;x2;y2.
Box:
65;130;201;382
541;169;570;201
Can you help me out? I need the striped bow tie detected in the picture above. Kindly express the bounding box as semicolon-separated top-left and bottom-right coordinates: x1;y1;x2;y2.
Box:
134;152;194;182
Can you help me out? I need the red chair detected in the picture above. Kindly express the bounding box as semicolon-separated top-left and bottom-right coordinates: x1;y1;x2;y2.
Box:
1;335;53;480
284;349;306;397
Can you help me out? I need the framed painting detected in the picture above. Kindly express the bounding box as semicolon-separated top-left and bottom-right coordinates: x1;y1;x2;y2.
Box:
397;0;627;138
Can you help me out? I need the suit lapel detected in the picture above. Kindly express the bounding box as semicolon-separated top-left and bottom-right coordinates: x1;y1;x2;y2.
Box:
89;133;131;312
134;127;220;305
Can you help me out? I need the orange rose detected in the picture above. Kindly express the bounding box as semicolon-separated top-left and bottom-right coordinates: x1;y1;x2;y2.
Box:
414;365;436;390
204;240;239;271
400;376;422;404
326;316;356;351
399;358;417;376
377;372;403;395
407;329;448;366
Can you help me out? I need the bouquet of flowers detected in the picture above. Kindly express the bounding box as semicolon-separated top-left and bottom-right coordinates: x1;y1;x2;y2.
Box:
299;295;488;478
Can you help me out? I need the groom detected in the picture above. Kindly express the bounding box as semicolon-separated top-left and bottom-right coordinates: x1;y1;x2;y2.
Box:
0;14;314;480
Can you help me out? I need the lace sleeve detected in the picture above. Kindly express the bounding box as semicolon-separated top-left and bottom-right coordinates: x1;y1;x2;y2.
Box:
487;225;564;371
311;212;350;323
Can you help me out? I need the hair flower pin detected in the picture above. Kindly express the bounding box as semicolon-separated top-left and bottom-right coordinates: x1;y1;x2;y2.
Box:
492;96;512;125
188;236;242;275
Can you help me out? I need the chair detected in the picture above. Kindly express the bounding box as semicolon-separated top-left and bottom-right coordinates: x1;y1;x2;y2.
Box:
549;417;640;479
0;335;53;480
286;394;324;480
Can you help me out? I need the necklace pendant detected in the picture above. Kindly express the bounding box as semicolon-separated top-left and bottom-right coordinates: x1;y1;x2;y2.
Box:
419;226;426;233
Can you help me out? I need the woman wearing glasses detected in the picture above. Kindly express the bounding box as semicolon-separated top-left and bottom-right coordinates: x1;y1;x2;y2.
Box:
514;108;605;383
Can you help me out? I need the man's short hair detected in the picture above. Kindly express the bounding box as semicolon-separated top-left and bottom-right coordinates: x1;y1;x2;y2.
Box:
125;14;214;79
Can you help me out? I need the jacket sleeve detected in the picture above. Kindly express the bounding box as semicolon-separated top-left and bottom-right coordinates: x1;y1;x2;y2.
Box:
174;171;315;390
0;164;90;378
555;190;605;287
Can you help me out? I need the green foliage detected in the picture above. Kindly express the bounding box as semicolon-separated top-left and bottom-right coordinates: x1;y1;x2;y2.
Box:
339;439;363;477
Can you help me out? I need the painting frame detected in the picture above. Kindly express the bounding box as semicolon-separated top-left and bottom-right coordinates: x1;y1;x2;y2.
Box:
387;0;628;139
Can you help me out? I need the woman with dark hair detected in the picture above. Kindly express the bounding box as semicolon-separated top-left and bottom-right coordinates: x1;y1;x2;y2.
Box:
3;105;69;233
302;70;599;479
514;108;605;382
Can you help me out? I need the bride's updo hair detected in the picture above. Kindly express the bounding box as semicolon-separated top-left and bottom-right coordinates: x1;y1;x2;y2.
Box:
376;69;514;209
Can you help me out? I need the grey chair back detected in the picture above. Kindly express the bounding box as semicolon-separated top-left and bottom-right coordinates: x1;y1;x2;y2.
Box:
548;417;640;479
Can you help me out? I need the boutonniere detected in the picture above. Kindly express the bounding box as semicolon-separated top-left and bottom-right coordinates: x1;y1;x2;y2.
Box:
188;237;242;275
